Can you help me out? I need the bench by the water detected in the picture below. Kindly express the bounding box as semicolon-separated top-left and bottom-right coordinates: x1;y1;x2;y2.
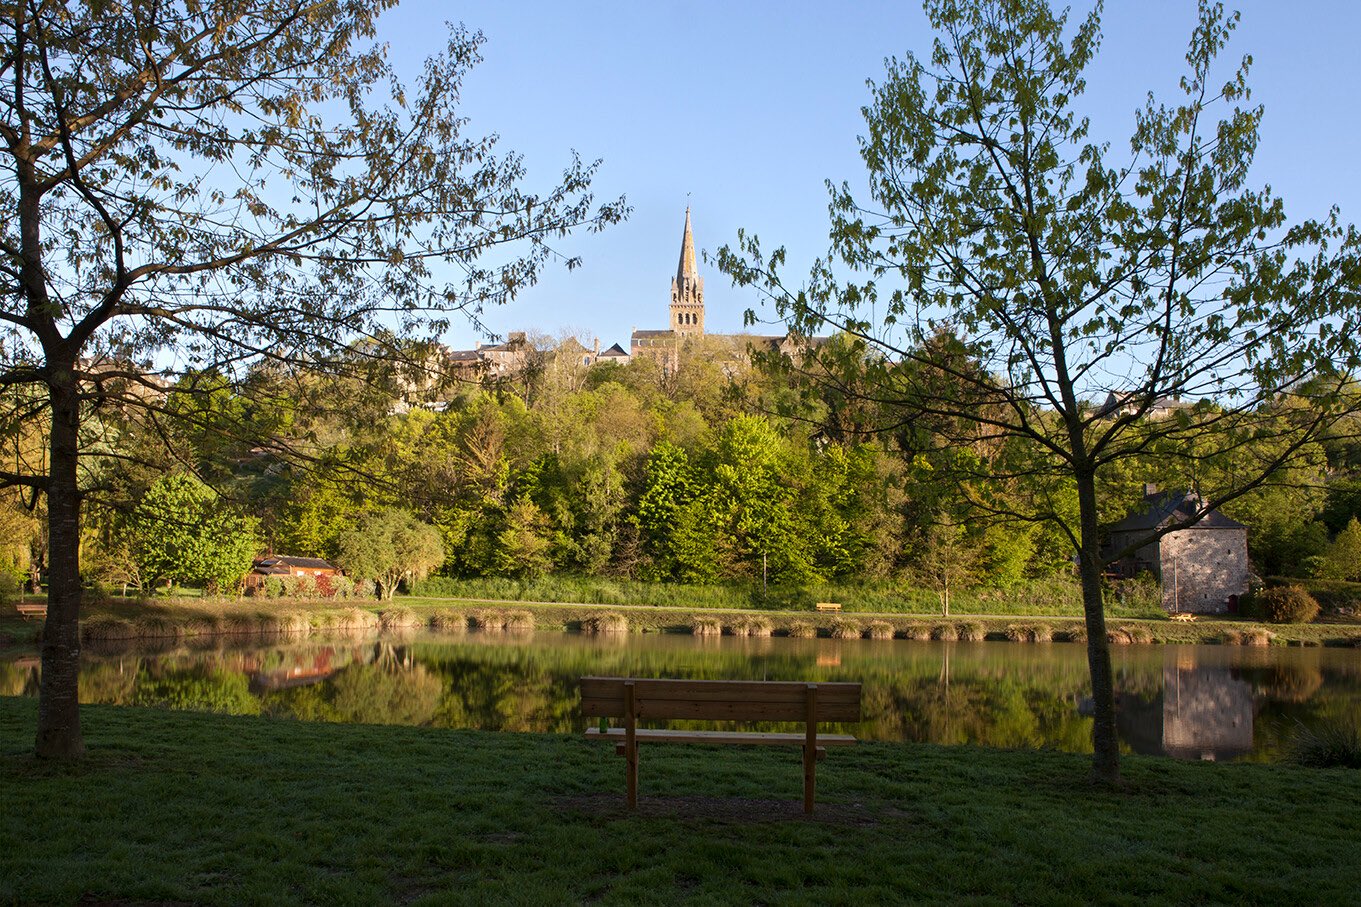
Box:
15;603;45;620
580;676;861;814
815;602;842;612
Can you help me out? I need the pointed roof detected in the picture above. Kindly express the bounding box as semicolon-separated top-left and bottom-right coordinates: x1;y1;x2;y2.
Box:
676;207;698;284
1106;489;1246;534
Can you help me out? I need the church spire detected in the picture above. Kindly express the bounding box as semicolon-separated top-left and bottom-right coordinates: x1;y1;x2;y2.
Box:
669;207;705;336
676;206;698;284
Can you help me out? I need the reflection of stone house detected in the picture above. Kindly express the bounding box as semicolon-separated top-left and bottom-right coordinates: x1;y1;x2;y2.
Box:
1115;650;1254;761
1104;484;1249;613
244;556;340;593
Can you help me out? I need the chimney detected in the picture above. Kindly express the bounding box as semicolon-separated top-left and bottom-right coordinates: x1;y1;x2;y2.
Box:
1144;483;1159;497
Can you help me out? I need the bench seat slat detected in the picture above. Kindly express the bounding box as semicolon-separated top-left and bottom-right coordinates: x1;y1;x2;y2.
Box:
580;677;862;723
581;697;860;722
581;677;859;699
585;727;857;746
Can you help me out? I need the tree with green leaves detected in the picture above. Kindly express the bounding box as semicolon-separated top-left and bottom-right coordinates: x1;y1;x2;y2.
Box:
125;474;259;593
1317;517;1361;582
720;0;1361;782
1;1;622;758
336;508;444;600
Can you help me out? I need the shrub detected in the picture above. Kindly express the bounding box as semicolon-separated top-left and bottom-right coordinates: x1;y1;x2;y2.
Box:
784;620;816;639
733;616;773;637
1031;623;1054;643
865;621;894;640
1289;721;1361;769
1243;628;1274;647
82;617;137;641
958;621;985;642
1256;586;1320;624
583;613;630;634
829;620;861;639
334;608;380;632
1064;624;1087;644
932;624;959;642
429;610;468;632
282;575;316;599
0;571;19;605
690;617;723;637
262;576;285;598
379;607;425;631
1122;625;1154;644
903;624;933;641
328;575;355;600
503;610;535;632
1004;624;1031;643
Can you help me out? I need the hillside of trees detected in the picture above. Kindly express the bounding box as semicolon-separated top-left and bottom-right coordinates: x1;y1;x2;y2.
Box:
2;332;1357;601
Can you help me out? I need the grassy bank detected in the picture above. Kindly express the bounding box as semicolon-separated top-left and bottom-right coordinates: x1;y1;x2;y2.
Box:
1;698;1358;904
411;574;1169;618
7;594;1361;650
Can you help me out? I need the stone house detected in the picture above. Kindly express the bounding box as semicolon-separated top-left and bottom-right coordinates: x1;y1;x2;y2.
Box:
1104;484;1249;614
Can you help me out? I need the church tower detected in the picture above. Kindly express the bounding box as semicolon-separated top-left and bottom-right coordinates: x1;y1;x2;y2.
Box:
669;208;705;336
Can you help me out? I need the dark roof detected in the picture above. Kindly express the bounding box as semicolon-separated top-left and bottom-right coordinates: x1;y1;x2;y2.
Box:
447;350;482;362
256;556;337;570
631;330;675;339
598;343;630;357
1106;490;1246;534
1097;392;1183;417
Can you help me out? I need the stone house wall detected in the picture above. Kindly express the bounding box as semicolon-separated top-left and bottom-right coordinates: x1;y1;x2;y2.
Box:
1158;527;1249;613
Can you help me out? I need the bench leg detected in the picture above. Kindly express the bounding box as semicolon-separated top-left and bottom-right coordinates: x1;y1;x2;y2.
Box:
804;684;818;815
626;742;638;809
625;681;638;809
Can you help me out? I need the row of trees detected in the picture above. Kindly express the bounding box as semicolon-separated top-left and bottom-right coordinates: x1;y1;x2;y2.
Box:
6;326;1352;603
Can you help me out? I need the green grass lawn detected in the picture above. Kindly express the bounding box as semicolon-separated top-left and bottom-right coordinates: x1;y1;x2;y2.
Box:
2;698;1358;905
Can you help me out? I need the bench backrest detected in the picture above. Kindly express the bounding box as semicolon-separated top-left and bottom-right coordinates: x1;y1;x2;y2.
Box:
580;677;861;723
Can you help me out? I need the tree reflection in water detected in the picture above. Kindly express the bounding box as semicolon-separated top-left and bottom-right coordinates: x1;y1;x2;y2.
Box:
5;631;1358;761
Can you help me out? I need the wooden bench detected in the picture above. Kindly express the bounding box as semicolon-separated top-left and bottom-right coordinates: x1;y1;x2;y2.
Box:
581;676;861;814
815;602;842;613
15;603;46;621
1169;612;1198;623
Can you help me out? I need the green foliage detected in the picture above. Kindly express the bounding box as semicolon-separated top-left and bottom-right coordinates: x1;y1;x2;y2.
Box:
124;474;260;593
336;508;445;600
1317;517;1361;582
1254;586;1321;625
1289;722;1361;769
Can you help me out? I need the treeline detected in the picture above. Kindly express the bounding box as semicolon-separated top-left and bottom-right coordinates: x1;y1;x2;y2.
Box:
3;333;1360;596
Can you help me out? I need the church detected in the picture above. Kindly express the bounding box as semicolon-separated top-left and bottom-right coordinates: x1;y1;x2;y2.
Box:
628;208;822;374
433;208;821;389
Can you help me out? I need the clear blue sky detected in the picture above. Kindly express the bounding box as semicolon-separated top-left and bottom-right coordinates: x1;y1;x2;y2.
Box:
374;2;1361;351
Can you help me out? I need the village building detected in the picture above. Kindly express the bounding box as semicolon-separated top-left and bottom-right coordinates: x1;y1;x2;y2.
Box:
1103;484;1249;614
424;208;821;391
1097;392;1188;420
244;555;340;594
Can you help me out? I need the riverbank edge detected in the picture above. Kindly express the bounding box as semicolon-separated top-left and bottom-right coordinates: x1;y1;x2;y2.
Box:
6;594;1359;650
2;698;1359;904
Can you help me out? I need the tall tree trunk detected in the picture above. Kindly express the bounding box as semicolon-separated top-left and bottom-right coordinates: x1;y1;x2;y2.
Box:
1075;471;1118;784
36;367;84;759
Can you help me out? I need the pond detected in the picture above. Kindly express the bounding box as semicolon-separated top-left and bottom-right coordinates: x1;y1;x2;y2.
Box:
3;631;1359;762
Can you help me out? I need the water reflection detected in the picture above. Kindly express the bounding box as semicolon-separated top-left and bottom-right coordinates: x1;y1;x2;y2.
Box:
3;632;1358;762
1114;650;1255;761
